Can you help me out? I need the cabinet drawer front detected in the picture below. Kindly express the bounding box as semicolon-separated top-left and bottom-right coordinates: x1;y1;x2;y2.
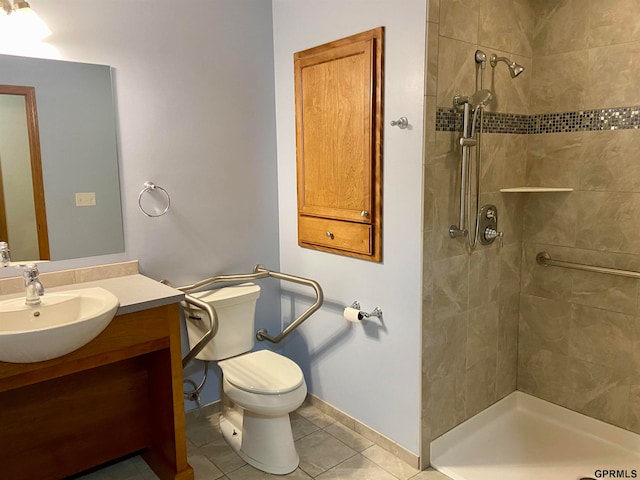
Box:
299;216;372;255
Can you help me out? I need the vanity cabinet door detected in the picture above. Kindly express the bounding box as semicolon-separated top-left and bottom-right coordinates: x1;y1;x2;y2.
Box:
294;27;383;262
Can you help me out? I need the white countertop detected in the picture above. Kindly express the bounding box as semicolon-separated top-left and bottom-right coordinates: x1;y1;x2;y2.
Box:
2;274;184;316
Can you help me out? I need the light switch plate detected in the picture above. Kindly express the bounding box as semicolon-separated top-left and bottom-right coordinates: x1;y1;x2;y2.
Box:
75;192;96;207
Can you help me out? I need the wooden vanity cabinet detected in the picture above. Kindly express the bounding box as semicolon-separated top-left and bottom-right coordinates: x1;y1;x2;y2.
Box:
0;303;193;480
294;27;384;262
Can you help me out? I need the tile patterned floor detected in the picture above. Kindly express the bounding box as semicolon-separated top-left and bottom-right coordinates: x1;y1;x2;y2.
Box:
73;402;452;480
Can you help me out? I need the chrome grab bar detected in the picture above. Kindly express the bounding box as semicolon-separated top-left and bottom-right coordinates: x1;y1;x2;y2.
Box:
536;252;640;279
178;265;323;366
254;268;323;344
181;294;219;369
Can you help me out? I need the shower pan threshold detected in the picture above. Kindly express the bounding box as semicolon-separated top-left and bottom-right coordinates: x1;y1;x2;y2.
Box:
431;391;640;480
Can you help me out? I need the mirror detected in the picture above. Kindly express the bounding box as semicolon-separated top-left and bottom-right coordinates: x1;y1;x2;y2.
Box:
0;54;124;264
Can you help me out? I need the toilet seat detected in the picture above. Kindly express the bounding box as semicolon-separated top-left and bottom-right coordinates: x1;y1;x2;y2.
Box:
219;350;304;394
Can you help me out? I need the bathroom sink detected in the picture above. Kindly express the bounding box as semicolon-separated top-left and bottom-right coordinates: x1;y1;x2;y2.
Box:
0;287;119;363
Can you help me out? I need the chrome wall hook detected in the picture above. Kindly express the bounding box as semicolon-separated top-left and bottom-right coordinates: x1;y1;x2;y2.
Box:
390;117;408;129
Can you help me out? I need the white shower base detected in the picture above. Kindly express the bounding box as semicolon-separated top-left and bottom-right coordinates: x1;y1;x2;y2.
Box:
431;391;640;480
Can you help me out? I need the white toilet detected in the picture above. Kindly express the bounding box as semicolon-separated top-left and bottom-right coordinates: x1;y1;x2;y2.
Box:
185;283;307;475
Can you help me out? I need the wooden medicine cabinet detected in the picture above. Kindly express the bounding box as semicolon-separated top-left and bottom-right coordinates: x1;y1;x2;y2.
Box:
294;27;384;262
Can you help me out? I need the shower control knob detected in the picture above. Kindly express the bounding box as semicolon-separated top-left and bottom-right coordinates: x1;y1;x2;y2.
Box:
484;227;504;248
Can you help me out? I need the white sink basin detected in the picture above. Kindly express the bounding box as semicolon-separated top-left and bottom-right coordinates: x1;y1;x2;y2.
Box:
0;287;119;363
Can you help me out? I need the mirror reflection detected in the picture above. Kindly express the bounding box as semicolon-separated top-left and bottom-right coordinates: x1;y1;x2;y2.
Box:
0;85;49;261
0;54;124;264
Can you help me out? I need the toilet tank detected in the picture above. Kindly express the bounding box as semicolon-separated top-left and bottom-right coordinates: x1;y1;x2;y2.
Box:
184;283;261;361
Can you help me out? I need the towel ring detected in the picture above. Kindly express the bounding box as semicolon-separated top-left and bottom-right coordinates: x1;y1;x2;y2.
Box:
138;182;171;217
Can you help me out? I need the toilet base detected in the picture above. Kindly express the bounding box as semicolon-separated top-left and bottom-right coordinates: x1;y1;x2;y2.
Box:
220;405;299;475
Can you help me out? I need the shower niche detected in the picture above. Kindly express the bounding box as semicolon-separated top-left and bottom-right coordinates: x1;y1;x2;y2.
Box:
499;187;574;193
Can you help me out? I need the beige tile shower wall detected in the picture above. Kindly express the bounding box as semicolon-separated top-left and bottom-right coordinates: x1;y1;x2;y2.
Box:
530;0;640;112
422;0;531;455
421;1;439;464
519;0;640;434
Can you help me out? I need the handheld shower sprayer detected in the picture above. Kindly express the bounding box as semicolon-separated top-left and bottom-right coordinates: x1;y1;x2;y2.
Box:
469;89;493;109
453;89;493;110
450;50;517;250
490;54;525;78
449;86;493;241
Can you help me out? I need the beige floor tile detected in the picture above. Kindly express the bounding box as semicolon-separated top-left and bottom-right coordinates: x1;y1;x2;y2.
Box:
194;439;247;474
186;413;223;447
96;458;142;479
82;401;418;480
74;456;160;480
296;403;336;428
188;454;224;480
130;457;158;479
296;430;357;477
74;470;109;480
361;445;420;480
137;472;160;480
315;454;397;480
227;465;311;479
324;422;374;452
186;439;199;455
408;468;453;479
290;411;321;440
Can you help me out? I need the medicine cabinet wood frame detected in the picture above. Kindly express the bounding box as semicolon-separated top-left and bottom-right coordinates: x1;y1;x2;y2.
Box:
294;27;384;262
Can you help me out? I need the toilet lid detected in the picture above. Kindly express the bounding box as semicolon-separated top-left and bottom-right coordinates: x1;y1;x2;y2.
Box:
219;350;304;394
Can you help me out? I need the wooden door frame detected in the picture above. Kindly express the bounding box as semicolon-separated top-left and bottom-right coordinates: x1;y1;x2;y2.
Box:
0;162;8;243
0;85;50;260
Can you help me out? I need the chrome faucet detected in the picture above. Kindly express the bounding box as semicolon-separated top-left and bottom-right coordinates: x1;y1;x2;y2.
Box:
0;241;10;267
23;264;44;306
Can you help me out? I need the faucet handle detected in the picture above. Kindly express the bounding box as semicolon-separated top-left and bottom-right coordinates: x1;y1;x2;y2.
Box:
483;227;504;248
22;263;39;273
0;242;9;267
21;264;44;298
21;263;40;282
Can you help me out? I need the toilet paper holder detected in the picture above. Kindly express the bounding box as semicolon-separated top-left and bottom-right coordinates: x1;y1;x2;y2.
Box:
349;301;383;319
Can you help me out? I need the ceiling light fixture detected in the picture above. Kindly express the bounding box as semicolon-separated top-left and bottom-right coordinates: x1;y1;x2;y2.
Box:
1;0;29;15
0;0;51;41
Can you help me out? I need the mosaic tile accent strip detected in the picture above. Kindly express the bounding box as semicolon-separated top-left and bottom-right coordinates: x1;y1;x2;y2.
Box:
484;111;532;134
436;106;640;134
436;109;533;134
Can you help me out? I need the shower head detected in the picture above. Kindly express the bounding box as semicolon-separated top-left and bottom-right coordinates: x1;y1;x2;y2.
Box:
490;54;525;78
509;63;525;78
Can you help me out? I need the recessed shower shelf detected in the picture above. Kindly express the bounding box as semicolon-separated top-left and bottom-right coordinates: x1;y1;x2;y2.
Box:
499;187;574;193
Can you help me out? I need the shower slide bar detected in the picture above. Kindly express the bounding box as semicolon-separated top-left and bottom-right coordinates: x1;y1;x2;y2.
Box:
178;265;324;368
536;252;640;279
